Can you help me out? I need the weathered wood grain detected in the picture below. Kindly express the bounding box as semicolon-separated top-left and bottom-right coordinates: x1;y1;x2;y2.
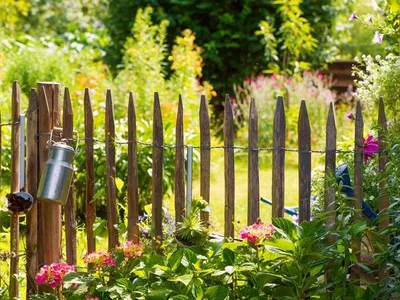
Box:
9;81;20;299
105;89;119;249
63;88;76;265
352;101;363;282
247;98;259;225
127;92;139;243
37;82;62;267
224;95;235;238
199;95;211;224
298;100;311;222
84;89;96;255
272;96;285;218
26;89;38;296
174;96;185;222
152;93;164;244
324;103;337;232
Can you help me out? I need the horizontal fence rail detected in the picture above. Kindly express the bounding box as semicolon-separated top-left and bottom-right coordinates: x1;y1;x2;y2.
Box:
0;81;389;296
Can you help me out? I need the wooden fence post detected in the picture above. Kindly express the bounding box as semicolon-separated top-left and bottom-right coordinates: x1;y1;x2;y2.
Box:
37;82;62;268
127;92;139;243
352;101;363;282
272;96;285;218
224;95;235;238
26;89;38;296
199;95;211;224
378;97;389;280
63;88;76;265
175;96;185;222
9;81;20;299
298;101;311;222
324;103;336;284
152;92;163;243
84;89;96;255
105;89;119;250
324;103;336;232
248;98;259;225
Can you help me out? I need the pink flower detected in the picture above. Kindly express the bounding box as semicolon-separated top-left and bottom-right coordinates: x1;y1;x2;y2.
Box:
347;113;355;120
348;12;358;21
119;241;144;259
35;262;76;288
363;135;379;163
373;31;383;44
239;220;275;244
86;297;100;300
84;250;116;268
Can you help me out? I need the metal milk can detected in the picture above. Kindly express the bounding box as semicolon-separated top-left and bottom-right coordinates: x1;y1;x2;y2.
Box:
37;142;74;205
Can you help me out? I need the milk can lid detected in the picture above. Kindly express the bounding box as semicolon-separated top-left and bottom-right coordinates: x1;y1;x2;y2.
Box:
51;142;74;153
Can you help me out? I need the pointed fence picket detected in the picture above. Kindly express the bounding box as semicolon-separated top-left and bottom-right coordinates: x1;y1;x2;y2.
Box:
0;82;393;297
127;93;140;243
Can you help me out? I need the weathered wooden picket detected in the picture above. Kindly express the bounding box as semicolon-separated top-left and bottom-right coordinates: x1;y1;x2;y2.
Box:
0;81;389;298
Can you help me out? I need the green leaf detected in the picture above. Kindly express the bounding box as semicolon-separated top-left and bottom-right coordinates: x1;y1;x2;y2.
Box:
170;296;190;300
168;249;184;270
272;218;298;241
222;248;235;264
168;273;193;286
146;288;172;300
204;286;229;300
272;286;297;299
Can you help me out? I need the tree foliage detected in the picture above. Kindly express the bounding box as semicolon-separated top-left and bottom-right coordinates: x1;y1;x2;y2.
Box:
105;0;351;125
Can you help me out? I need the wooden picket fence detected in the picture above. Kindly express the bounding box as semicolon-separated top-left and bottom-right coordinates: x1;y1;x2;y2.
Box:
0;81;390;298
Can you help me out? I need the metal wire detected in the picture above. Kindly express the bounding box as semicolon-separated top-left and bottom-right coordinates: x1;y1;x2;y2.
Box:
30;132;378;155
0;106;38;127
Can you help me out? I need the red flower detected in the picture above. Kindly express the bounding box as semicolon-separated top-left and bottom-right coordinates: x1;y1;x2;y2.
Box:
239;220;275;244
363;135;379;163
35;262;76;288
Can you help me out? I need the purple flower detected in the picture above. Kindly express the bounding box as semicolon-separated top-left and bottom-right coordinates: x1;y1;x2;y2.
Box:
365;14;373;23
347;112;355;120
348;12;358;21
373;31;383;44
363;135;379;163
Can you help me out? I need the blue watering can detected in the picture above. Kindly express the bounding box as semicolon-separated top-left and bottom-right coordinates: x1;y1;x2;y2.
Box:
261;164;378;223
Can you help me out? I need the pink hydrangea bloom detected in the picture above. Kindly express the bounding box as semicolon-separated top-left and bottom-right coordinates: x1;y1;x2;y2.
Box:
239;220;275;244
35;262;76;288
83;250;116;268
119;241;144;259
363;135;379;163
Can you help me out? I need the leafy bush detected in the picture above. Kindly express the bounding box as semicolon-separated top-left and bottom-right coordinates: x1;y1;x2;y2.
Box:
354;54;400;125
5;44;74;97
31;213;400;299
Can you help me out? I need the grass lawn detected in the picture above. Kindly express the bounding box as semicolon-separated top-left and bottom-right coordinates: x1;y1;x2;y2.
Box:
188;150;325;233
